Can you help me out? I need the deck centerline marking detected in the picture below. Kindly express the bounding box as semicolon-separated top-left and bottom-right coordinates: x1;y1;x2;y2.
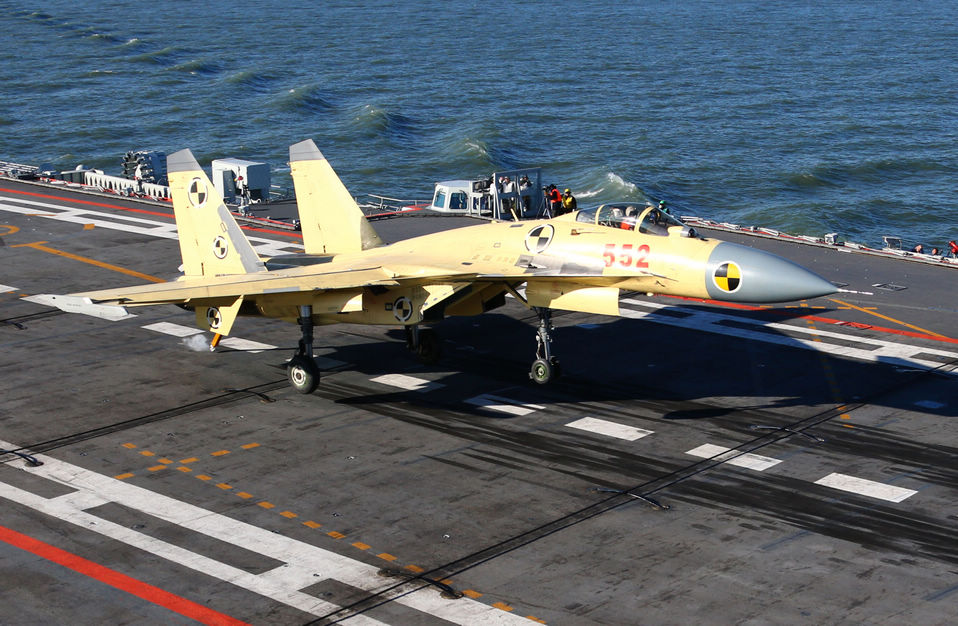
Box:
686;443;782;471
565;417;654;441
814;472;917;503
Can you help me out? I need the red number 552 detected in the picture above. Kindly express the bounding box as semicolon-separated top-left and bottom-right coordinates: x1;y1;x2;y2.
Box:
603;243;650;268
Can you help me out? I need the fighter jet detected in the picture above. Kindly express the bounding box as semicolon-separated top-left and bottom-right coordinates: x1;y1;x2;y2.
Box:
45;140;837;393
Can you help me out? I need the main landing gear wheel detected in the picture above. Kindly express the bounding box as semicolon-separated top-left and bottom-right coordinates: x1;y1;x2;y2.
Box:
416;329;441;364
529;307;561;384
287;355;320;394
405;325;442;365
288;304;320;394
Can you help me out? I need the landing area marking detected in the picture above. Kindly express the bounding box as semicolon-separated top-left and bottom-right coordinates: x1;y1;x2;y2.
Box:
0;439;535;624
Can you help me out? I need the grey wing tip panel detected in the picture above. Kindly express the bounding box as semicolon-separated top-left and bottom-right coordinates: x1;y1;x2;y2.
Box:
289;139;325;163
167;149;201;173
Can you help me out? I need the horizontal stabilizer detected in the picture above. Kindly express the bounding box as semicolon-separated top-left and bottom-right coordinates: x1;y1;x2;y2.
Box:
26;294;135;321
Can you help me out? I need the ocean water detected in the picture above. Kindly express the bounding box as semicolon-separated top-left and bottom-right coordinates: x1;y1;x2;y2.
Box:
1;0;956;249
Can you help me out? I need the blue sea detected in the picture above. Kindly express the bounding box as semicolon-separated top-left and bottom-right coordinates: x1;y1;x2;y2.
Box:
1;0;956;250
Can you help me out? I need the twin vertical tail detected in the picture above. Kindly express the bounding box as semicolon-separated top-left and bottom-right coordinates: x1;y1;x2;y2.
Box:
289;139;383;255
167;149;263;336
168;148;264;278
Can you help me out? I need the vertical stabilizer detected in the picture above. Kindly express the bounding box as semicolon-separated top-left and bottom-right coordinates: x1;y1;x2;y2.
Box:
289;139;383;255
168;149;264;277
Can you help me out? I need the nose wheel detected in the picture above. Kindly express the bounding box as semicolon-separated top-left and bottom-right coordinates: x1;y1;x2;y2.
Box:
288;305;320;394
529;307;561;384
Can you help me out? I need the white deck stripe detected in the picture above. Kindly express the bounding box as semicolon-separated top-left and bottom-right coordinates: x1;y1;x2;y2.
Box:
0;197;303;257
0;284;16;293
465;394;545;416
619;298;958;375
686;443;782;471
219;337;276;353
0;439;532;624
814;472;917;503
565;417;653;441
142;322;204;337
370;374;445;392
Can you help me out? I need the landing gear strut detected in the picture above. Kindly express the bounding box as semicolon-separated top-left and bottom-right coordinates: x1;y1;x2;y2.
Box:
530;307;561;384
404;324;441;364
288;305;320;394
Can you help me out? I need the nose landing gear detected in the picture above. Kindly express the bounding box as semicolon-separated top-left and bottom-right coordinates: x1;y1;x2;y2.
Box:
530;307;561;384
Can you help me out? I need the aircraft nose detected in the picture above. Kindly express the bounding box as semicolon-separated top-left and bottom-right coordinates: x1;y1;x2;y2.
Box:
705;242;837;303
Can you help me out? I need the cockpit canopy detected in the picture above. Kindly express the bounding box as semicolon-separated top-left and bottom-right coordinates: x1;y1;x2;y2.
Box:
574;203;696;237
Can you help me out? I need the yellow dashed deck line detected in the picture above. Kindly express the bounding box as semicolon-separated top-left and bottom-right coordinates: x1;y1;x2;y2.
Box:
492;602;514;612
211;450;230;457
240;443;260;450
257;501;275;509
139;451;155;457
404;564;424;574
462;589;482;599
122;443;137;449
327;531;345;539
830;297;949;339
351;542;370;550
303;521;322;529
236;492;253;499
526;615;547;623
215;483;232;490
280;511;297;519
376;553;397;561
179;457;199;464
114;473;134;480
147;465;166;472
157;458;173;465
195;474;212;481
176;466;192;473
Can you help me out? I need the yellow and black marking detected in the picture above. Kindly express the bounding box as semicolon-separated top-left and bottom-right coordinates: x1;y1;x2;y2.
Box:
713;261;742;293
188;177;208;208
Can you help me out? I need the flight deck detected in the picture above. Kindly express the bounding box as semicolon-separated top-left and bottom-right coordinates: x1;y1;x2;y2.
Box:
1;179;956;624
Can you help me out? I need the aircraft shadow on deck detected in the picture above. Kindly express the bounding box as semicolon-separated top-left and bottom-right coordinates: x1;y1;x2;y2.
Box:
314;306;956;420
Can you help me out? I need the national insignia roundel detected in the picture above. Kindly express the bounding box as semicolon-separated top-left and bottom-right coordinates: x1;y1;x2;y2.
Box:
212;235;229;259
392;296;413;323
712;262;742;293
188;177;208;208
206;307;222;330
524;224;555;254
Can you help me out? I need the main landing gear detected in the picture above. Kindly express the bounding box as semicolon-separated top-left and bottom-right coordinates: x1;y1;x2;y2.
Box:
404;325;441;364
529;307;561;384
288;305;320;394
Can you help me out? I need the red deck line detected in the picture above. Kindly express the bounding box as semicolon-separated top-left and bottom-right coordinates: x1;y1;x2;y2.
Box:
0;524;250;626
0;186;175;218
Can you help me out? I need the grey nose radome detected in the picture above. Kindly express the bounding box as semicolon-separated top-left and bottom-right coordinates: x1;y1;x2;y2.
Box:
705;242;837;303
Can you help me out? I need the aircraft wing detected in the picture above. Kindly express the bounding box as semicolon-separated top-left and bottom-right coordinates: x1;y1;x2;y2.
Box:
69;265;399;306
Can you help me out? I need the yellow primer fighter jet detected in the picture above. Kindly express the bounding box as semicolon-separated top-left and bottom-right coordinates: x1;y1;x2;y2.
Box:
45;139;837;393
